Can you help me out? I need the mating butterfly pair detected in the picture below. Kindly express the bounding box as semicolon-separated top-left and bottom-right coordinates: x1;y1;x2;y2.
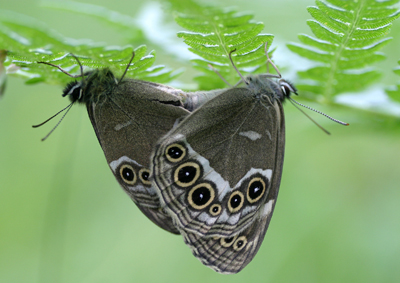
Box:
38;43;343;273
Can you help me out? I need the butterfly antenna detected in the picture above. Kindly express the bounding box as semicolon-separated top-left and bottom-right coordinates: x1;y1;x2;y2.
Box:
34;53;86;141
289;97;349;135
264;42;282;79
34;101;76;141
68;53;87;91
228;49;249;85
288;99;331;135
67;53;93;100
32;102;73;128
290;97;349;126
36;61;78;78
263;42;349;132
118;51;136;84
69;53;85;77
207;63;233;87
38;53;85;78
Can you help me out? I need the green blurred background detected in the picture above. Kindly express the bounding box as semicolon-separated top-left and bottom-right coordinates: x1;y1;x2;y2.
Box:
1;0;400;282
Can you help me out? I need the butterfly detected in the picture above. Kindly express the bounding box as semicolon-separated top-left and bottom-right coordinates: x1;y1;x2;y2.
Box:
36;52;223;234
151;41;348;273
150;43;296;273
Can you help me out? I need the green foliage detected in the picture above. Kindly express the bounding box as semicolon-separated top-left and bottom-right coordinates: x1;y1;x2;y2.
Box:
41;0;146;43
168;0;274;90
0;50;6;96
287;0;400;101
0;10;178;85
1;0;400;109
386;61;400;103
43;0;275;90
2;1;400;282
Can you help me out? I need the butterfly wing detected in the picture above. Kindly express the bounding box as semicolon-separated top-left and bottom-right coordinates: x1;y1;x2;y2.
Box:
87;79;193;234
180;121;284;274
152;86;285;237
182;199;276;274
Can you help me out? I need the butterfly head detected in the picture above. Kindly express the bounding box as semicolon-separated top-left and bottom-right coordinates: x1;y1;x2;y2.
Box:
62;80;83;103
33;53;134;141
245;74;297;103
62;68;118;104
278;78;297;100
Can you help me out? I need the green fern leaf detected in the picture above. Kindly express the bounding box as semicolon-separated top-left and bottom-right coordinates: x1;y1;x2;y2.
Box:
386;61;400;103
0;10;176;85
40;0;145;42
0;49;6;97
286;0;400;102
170;1;274;90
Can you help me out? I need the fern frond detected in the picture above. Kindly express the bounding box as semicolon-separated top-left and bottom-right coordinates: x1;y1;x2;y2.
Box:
169;0;274;89
386;61;400;103
40;0;145;42
286;0;400;101
0;10;176;85
0;49;6;97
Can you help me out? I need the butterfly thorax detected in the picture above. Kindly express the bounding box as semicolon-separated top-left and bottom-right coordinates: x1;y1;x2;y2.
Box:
63;68;118;105
245;74;296;104
244;75;284;103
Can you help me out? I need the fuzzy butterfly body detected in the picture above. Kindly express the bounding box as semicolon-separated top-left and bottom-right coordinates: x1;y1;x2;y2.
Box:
151;72;294;272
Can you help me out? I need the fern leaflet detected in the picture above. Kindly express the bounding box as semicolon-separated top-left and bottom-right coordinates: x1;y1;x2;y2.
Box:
386;60;400;103
0;10;177;86
286;0;400;102
0;49;6;96
41;0;145;43
169;0;274;90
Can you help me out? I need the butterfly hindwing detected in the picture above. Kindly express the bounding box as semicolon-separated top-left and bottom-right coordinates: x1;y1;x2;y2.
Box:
180;112;284;273
84;71;196;234
182;199;276;274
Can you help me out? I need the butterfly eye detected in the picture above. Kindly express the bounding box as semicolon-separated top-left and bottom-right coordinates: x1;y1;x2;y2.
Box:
188;183;215;210
138;168;151;185
166;143;186;163
174;161;201;187
228;191;245;213
220;235;238;247
209;204;222;216
281;85;288;96
233;236;247;251
63;81;82;100
120;164;137;185
78;88;83;100
247;177;267;203
279;79;297;97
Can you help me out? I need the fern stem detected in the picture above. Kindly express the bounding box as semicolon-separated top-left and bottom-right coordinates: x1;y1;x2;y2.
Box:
325;1;365;100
